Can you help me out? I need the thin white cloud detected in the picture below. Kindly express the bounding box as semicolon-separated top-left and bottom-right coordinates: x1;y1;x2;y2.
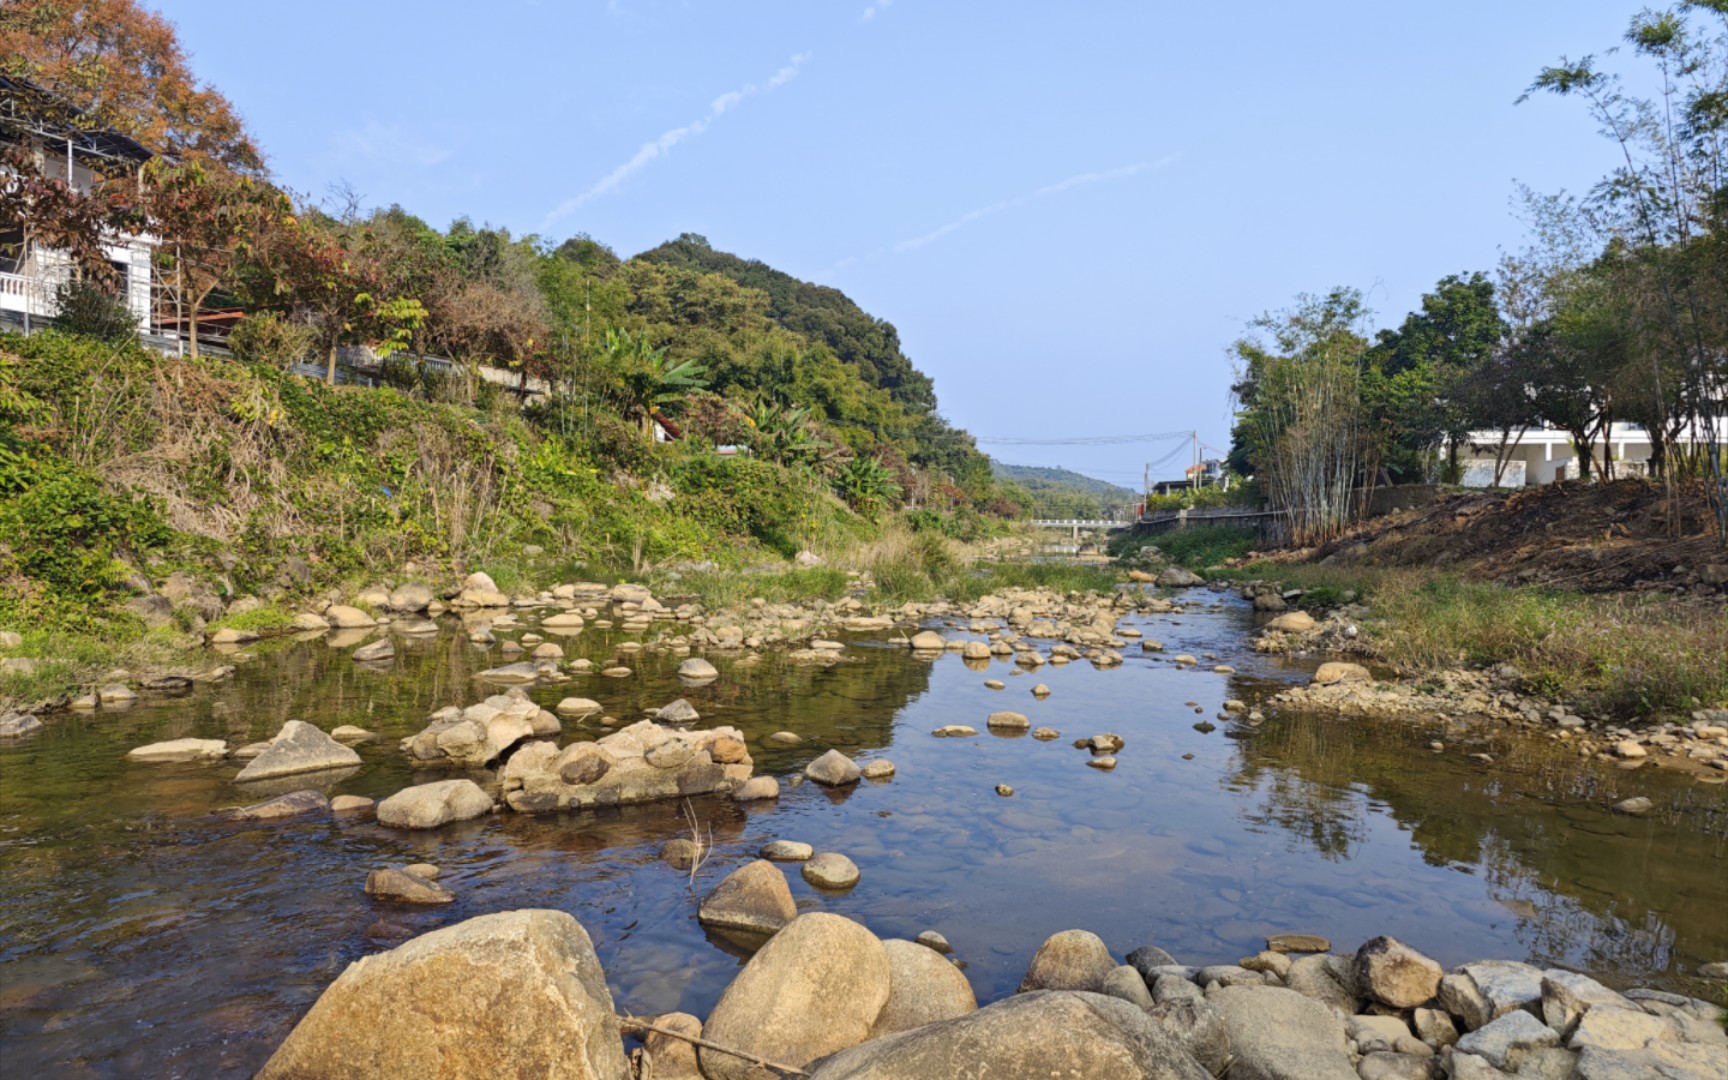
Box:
860;0;893;23
543;52;811;228
894;155;1179;253
329;122;452;169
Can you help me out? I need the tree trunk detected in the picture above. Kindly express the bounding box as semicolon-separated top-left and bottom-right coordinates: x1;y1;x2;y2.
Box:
326;342;338;385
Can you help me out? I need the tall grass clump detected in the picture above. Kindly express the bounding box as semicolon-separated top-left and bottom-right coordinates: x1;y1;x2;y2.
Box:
1362;571;1728;717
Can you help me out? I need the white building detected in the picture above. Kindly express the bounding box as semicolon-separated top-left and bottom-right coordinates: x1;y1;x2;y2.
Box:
1;77;157;335
1457;419;1728;487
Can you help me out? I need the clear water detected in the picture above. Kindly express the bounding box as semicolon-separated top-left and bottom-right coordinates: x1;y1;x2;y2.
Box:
1;595;1723;1077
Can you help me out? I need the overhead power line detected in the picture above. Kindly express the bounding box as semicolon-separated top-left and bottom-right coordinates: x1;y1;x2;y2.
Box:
974;429;1194;447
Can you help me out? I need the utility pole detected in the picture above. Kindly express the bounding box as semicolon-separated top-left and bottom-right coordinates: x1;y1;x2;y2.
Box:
1142;462;1150;517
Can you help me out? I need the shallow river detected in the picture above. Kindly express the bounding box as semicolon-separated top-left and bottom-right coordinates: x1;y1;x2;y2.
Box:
1;592;1724;1077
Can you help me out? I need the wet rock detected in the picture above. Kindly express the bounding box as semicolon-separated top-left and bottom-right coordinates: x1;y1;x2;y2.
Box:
932;725;978;737
1611;796;1653;815
402;694;538;770
733;776;780;802
700;913;891;1080
698;860;797;936
768;731;804;745
235;720;362;782
0;712;42;738
984;679;1005;690
1209;984;1356;1080
995;783;1014;796
210;627;258;645
98;682;137;704
1030;683;1051;697
660;838;704;869
126;738;227;763
1019;929;1115;993
254;909;628;1080
365;867;455;904
1127;944;1179;979
861;759;896;779
351;638;394;663
916;931;952;954
1087;756;1118;770
331;795;374;814
804;748;861;786
817;990;1210;1079
676;657;718;682
1087;733;1125;753
556;697;602;718
962;641;992;660
985;711;1031;732
330;725;375;743
871;938;978;1037
1031;727;1060;741
1157;567;1204;587
476;661;548;684
230;789;329;820
909;631;946;651
1355;936;1443;1008
1146;998;1231;1077
761;840;813;861
387;583;434;612
1455;1009;1559;1068
504;721;751;812
1313;661;1371;686
710;737;747;764
802;852;861;889
376;779;494;829
657;698;700;724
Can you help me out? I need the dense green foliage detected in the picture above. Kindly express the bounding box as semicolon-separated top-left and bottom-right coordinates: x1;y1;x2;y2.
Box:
0;331;874;632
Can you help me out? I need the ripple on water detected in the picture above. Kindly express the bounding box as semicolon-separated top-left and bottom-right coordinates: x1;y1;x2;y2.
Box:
0;597;1723;1077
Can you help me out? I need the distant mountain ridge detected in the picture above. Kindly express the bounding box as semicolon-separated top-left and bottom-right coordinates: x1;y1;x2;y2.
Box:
991;460;1139;516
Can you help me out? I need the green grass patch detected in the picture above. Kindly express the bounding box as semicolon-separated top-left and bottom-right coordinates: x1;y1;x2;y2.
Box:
208;607;294;634
1113;525;1259;569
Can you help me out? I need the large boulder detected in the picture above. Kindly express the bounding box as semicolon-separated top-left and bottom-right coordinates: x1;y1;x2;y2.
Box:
1353;936;1442;1008
700;913;892;1080
387;582;435;612
235;720;362;782
809;990;1211;1080
501;720;752;813
1208;984;1358;1080
1266;611;1317;633
1156;567;1204;587
871;939;978;1037
323;604;376;629
1455;959;1546;1025
909;630;947;651
402;694;539;770
255;909;629;1080
697;860;797;936
375;779;494;829
1019;929;1116;993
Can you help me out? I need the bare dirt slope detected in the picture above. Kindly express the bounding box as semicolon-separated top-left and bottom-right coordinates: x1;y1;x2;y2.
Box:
1279;480;1727;595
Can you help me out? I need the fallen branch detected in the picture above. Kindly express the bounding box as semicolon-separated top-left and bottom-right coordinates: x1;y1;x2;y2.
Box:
616;1014;810;1077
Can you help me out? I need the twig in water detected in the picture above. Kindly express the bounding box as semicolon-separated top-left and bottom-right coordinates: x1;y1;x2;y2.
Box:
616;1015;810;1077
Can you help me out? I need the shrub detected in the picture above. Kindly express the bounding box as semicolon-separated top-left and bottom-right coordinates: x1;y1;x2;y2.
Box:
229;311;316;368
53;280;138;341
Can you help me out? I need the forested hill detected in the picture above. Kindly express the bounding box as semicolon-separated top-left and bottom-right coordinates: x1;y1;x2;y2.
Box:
636;234;936;415
991;461;1139;517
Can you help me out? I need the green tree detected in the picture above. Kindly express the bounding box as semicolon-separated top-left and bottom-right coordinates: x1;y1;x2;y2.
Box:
605;329;708;440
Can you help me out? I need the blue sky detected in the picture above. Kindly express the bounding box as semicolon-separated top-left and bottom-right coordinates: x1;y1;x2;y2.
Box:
163;0;1632;487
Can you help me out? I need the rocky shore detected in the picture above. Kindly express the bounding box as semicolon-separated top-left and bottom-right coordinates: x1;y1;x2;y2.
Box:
254;901;1728;1079
1235;580;1728;780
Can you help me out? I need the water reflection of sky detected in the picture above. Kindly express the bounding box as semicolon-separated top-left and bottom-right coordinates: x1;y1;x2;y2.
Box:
0;595;1722;1077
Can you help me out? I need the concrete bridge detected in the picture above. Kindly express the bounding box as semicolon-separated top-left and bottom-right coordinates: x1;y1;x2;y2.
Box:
1030;519;1124;541
1134;507;1280;539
